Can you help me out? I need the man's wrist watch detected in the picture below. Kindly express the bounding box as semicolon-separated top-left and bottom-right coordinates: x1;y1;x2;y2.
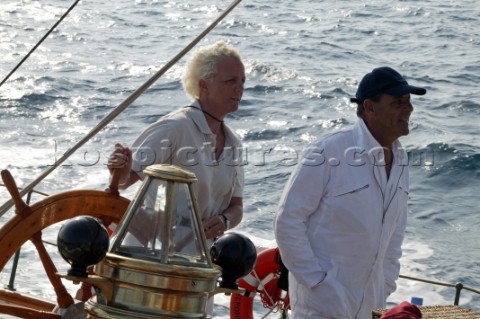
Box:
220;214;230;230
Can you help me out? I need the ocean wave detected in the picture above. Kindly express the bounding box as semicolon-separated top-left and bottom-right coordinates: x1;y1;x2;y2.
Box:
410;143;480;186
0;93;57;115
443;100;480;114
247;84;284;95
247;61;298;83
428;152;480;179
242;126;304;142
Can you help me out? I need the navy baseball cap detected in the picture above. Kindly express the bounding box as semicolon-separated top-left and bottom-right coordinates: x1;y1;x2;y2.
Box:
350;67;426;103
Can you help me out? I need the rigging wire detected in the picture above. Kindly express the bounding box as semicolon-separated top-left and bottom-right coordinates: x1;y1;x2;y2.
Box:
0;0;81;88
0;0;243;218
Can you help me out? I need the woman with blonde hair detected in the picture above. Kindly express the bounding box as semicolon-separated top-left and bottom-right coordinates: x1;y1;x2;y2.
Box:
108;40;246;244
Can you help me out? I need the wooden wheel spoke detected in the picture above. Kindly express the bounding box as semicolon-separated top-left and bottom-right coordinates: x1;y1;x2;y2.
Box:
30;231;74;309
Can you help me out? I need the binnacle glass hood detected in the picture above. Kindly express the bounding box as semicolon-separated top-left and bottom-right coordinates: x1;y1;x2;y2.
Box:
108;164;212;268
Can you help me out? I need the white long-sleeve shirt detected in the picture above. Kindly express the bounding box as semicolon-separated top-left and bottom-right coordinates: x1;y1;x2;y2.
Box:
274;119;409;319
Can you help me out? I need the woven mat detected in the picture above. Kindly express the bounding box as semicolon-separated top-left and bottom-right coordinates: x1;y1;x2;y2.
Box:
372;305;480;319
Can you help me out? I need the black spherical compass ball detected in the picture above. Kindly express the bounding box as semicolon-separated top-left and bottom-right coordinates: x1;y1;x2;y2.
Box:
210;232;257;289
57;216;110;277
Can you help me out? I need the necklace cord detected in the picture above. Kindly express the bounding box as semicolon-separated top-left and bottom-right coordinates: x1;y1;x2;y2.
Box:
187;105;224;123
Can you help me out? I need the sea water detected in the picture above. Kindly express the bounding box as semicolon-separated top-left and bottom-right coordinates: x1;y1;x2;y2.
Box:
0;0;479;317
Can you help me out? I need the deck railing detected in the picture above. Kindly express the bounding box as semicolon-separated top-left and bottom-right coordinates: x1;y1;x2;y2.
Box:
399;274;480;306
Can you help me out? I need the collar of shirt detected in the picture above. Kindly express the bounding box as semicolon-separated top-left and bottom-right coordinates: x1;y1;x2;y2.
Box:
354;119;408;166
186;100;214;136
185;100;242;150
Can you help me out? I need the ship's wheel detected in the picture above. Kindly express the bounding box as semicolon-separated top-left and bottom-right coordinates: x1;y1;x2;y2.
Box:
0;169;130;319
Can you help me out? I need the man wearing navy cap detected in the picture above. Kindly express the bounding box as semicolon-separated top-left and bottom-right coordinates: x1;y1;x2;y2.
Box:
274;67;426;318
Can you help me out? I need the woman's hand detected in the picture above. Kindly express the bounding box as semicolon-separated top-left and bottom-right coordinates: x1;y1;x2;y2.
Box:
202;197;243;240
108;143;131;170
202;215;227;240
107;143;137;189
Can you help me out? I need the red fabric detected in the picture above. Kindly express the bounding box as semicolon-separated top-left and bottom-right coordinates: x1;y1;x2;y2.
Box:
380;301;422;319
